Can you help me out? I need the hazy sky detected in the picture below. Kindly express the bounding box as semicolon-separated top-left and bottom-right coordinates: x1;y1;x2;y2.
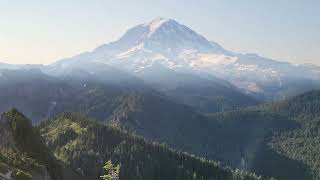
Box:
0;0;319;65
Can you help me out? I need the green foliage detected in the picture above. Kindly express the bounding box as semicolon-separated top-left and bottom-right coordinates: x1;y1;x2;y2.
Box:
101;160;120;180
205;90;320;180
0;149;39;170
1;109;64;180
262;91;320;179
40;113;261;180
0;109;86;180
0;150;37;180
14;169;33;180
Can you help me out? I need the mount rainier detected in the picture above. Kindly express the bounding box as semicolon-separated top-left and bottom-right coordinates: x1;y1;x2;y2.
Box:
46;18;320;100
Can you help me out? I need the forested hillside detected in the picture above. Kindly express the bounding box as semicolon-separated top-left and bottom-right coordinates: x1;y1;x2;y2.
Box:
103;89;320;180
0;68;258;124
39;113;262;180
0;109;84;180
264;91;320;179
0;69;134;123
0;69;264;170
1;68;320;179
204;90;320;180
0;109;264;180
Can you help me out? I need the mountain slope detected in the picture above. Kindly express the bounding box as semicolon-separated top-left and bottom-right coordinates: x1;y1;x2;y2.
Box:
0;69;248;161
0;69;262;174
0;68;255;126
263;90;320;179
204;90;320;180
44;59;144;88
0;68;138;123
109;92;219;154
108;91;312;179
0;109;262;180
39;112;262;180
0;109;84;180
48;18;320;100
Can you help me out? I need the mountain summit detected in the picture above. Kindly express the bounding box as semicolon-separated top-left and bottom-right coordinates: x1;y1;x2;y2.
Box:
95;18;226;55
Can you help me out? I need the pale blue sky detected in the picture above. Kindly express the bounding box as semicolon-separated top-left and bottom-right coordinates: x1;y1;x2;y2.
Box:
0;0;319;65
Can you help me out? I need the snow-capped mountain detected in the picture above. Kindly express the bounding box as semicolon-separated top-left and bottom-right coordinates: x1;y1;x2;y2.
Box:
47;18;320;100
52;18;229;72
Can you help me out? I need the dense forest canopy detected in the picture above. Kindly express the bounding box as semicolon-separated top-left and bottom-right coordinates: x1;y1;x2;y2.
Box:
0;109;263;180
39;112;263;180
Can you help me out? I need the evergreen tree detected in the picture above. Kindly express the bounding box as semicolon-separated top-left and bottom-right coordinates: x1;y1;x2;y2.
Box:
101;160;120;180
